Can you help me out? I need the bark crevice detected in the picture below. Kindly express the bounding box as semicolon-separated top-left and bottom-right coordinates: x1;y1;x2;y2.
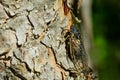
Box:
8;67;27;80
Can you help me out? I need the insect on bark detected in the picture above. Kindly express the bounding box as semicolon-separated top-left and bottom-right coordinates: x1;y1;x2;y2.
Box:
65;25;96;80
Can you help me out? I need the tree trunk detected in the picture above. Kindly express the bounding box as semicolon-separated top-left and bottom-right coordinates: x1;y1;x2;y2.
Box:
81;0;93;68
0;0;94;80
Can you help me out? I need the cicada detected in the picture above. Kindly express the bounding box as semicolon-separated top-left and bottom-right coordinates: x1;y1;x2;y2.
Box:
65;25;96;80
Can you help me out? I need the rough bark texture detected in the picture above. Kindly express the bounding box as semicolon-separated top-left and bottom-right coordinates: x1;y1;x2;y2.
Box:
0;0;92;80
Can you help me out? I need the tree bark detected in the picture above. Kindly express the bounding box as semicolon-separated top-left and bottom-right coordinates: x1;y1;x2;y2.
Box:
0;0;93;80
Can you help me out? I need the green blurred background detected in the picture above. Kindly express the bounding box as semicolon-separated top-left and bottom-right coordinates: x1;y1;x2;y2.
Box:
92;0;120;80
